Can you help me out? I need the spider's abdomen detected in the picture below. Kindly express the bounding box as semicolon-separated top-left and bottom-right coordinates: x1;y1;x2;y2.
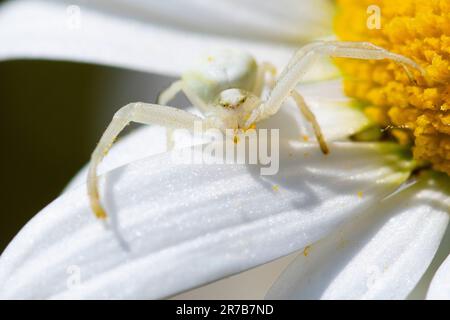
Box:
182;48;257;104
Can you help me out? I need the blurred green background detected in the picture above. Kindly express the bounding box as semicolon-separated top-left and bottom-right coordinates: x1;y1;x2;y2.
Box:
0;59;185;252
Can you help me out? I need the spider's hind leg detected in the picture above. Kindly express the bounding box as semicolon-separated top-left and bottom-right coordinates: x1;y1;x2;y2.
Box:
158;80;212;150
157;80;183;105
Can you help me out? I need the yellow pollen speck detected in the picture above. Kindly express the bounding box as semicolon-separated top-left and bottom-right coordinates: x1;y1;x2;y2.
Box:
94;207;107;220
335;0;450;176
302;135;310;142
233;135;240;144
91;194;108;220
303;245;311;257
207;56;214;62
357;191;363;199
272;184;280;192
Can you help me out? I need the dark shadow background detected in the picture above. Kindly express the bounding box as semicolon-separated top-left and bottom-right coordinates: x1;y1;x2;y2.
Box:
0;59;187;252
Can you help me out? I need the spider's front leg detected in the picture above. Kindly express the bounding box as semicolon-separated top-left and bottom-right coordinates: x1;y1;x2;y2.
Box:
250;41;425;124
87;102;209;219
245;41;426;154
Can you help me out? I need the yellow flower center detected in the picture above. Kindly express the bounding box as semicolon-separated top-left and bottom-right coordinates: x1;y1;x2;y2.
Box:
335;0;450;175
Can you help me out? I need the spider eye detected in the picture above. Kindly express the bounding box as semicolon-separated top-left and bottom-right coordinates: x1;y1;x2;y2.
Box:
218;89;248;109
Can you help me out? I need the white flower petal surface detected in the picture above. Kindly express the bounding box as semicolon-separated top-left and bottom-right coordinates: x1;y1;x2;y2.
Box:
305;99;371;141
83;0;334;43
407;222;450;299
0;141;409;299
427;252;450;299
266;173;450;300
0;0;334;76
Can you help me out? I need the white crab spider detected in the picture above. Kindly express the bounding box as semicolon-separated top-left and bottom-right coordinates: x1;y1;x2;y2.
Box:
87;41;424;219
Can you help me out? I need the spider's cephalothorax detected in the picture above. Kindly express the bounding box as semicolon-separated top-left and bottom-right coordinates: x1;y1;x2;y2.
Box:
158;48;268;131
88;41;425;220
180;48;258;104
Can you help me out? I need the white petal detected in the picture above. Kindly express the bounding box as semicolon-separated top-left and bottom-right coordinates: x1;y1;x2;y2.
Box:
298;79;348;101
0;0;334;76
83;0;334;43
301;57;340;83
427;252;450;299
302;84;371;141
310;100;371;141
0;141;409;299
407;223;450;299
266;173;450;300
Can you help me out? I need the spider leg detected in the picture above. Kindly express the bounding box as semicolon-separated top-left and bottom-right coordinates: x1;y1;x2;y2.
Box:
157;81;183;150
157;80;182;105
165;128;176;150
256;63;328;154
87;102;208;219
280;42;326;79
246;41;425;126
326;41;425;83
158;80;210;114
158;80;213;150
253;62;277;96
291;90;329;154
283;41;421;79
